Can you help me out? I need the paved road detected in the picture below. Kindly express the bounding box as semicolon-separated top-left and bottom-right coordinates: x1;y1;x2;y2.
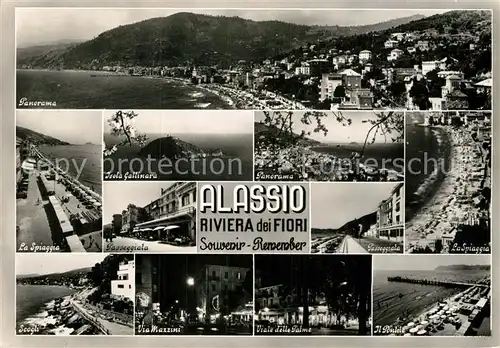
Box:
338;236;369;254
104;237;197;252
71;299;133;335
16;172;56;248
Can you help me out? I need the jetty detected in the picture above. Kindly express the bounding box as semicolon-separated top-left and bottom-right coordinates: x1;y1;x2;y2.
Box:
387;276;489;289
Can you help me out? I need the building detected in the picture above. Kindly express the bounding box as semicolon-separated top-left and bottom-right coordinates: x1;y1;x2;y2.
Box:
295;62;311;76
376;183;404;241
384;40;399;49
195;264;251;320
474;78;492;94
387;48;404;61
342;88;373;109
415;40;430;51
358;50;372;62
339;69;362;89
137;182;197;242
121;204;139;234
319;73;343;101
390;32;405;41
111;260;135;302
112;213;122;235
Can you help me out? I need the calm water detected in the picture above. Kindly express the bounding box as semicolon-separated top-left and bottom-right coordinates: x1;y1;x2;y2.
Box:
312;142;404;173
16;284;76;324
373;269;489;326
39;144;102;195
17;69;232;109
405;114;452;222
104;133;253;180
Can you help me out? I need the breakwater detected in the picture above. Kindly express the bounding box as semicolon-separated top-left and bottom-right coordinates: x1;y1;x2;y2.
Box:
387;276;487;289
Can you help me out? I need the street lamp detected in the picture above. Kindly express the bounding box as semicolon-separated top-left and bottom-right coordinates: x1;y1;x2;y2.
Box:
187;277;195;286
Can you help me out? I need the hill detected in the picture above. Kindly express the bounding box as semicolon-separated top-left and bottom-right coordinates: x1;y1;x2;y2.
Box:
435;264;491;271
138;135;207;159
17;267;92;281
17;42;79;64
17;12;426;69
16;126;71;145
255;121;323;147
313;211;377;236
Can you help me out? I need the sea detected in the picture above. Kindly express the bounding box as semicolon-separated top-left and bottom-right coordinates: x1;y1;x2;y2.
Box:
16;284;76;325
405;114;452;222
103;133;254;180
373;269;490;326
311;142;404;173
17;69;232;109
38;144;102;195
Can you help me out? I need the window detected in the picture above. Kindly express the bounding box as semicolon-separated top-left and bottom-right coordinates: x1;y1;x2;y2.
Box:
129;285;132;289
396;202;400;212
211;284;216;291
212;270;216;277
237;272;241;280
224;272;228;279
118;284;124;289
269;298;273;306
263;299;267;307
182;194;190;206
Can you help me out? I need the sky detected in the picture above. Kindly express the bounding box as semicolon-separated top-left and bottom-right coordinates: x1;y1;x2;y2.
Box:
103;110;253;135
103;181;175;223
16;253;106;276
311;182;397;229
16;8;447;48
16;110;102;145
255;111;401;144
374;255;491;271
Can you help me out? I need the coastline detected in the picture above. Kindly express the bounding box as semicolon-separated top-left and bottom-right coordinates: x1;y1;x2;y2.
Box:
18;68;306;110
405;125;474;249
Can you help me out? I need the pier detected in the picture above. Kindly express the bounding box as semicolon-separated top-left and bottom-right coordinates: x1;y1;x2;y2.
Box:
387;276;488;289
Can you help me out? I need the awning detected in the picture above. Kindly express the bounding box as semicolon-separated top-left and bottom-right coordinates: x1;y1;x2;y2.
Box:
153;226;165;231
164;225;180;230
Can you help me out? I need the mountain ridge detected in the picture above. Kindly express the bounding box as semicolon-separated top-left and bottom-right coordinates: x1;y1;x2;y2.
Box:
17;12;427;68
16;126;71;146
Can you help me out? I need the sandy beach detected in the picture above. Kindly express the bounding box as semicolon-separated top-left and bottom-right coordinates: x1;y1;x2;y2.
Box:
405;125;489;252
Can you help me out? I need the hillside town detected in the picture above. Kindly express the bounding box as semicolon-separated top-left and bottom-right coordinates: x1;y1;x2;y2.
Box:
21;14;490;111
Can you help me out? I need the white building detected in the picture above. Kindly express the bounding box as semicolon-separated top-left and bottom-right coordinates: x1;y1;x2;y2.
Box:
387;49;404;61
111;260;135;302
358;50;372;61
384;40;399;49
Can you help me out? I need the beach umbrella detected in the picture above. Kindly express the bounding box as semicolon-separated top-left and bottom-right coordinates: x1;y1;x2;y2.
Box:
409;328;419;334
92;202;101;207
407;322;415;328
417;330;427;336
404;333;412;337
421;321;429;326
142;228;153;232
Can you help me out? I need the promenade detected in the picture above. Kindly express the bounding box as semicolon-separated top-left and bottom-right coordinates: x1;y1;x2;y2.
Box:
338;236;369;254
104;236;197;252
71;298;132;335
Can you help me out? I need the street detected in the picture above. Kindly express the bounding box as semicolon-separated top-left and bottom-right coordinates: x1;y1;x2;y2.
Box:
104;236;197;252
16;171;57;248
71;299;133;335
338;236;369;254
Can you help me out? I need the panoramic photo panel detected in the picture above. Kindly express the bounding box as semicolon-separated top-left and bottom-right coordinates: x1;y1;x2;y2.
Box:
16;253;135;335
405;111;491;254
373;254;491;336
254;110;404;181
103;181;197;253
254;255;372;336
16;9;491;110
311;183;404;254
135;254;253;335
103;110;253;181
16;110;103;253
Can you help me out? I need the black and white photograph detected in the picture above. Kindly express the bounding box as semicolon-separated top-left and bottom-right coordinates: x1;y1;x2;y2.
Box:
16;9;491;110
311;183;404;254
16;253;135;335
254;255;372;336
405;111;491;254
103;182;197;253
16;110;102;253
103;110;253;181
254;110;404;181
373;254;491;336
135;254;253;335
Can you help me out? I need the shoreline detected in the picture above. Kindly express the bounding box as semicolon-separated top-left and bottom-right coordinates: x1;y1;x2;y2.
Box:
18;68;306;110
405;124;488;251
